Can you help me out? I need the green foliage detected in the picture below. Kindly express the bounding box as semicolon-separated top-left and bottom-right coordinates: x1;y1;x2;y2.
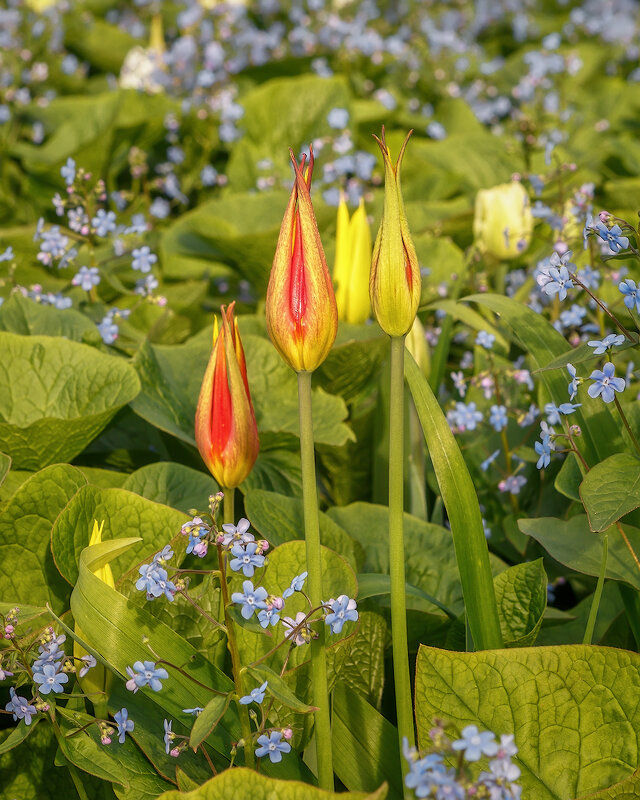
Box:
493;559;547;646
154;767;388;800
121;463;218;513
0;333;140;469
415;645;640;799
580;454;640;532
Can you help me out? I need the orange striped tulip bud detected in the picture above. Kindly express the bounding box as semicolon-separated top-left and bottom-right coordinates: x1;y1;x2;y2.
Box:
369;129;421;337
266;146;338;372
195;303;259;489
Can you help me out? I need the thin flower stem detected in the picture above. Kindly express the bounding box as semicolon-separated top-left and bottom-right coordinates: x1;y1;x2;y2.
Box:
154;658;228;696
389;335;415;793
177;589;226;632
569;271;635;341
616;522;640;574
583;533;608;645
297;370;333;791
613;396;640;457
218;494;255;770
200;743;218;775
247;605;325;668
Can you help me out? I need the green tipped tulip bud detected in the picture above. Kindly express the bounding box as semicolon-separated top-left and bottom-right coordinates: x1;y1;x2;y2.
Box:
333;194;372;324
473;181;533;260
369;129;421;337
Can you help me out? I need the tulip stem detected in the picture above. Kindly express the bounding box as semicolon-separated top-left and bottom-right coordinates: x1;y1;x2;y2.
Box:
389;335;415;792
220;487;255;769
297;370;334;791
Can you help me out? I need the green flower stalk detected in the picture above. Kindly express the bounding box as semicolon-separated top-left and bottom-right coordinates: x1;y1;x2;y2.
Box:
265;146;337;790
370;129;421;789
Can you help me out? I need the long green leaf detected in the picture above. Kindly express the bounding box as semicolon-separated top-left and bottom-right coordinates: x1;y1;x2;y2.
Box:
405;352;503;650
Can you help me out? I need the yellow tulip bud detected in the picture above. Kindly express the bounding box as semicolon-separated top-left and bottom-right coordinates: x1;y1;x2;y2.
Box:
473;181;533;260
369;129;421;337
75;520;113;716
333;195;372;324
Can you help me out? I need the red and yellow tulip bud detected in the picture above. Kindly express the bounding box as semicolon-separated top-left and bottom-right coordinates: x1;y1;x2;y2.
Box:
333;194;372;324
75;520;113;717
473;181;533;260
266;147;338;372
369;129;421;337
195;302;259;489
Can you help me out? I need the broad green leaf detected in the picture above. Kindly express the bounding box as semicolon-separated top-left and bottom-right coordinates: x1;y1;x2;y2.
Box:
122;463;218;514
0;603;48;625
0;469;32;506
160;191;291;285
0;464;86;612
155;766;388;800
332;683;402;799
466;294;622;467
244;489;363;570
398;353;503;649
51;485;187;586
56;709;128;788
316;335;387;403
520;515;640;590
0;722;80;800
242;437;302;497
577;770;640;798
415;644;640;799
131;334;353;448
334;611;387;709
327;502;487;619
0;717;41;756
189;694;231;750
0;332;140;470
246;664;316;714
493;559;547;646
537;582;625;646
555;452;583;502
78;467;129;489
0;294;101;345
580;454;640;532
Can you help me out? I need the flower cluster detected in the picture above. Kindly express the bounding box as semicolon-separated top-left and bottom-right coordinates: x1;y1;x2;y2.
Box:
404;723;521;798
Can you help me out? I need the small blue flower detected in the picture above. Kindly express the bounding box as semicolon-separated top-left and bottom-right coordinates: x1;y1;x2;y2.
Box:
220;518;254;548
257;607;281;628
594;222;629;253
61;157;76;186
231;580;268;619
127;661;169;692
92;209;117;237
588;362;625;403
489;404;508;432
131;246;157;274
182;707;204;715
327;107;350;129
480;449;500;472
476;330;495;350
587;333;626;355
201;165;218;186
229;542;265;578
5;687;37;725
153;545;174;564
452;725;498;762
324;595;358;634
33;663;69;695
255;731;291;763
535;436;553;470
538;264;573;301
0;246;14;262
454;401;483;431
71;266;100;291
113;708;134;744
239;681;268;705
163;719;174;754
283;571;308;599
619;279;640;314
78;655;96;678
150;197;170;219
566;363;581;400
544;402;581;425
135;564;176;601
